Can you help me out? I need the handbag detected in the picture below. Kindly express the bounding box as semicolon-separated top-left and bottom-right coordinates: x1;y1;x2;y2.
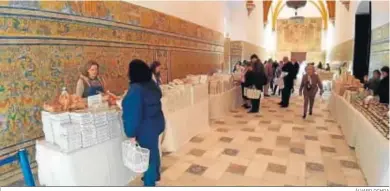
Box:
244;86;262;99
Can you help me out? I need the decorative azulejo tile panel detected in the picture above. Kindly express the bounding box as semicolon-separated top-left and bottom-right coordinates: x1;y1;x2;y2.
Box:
0;1;224;178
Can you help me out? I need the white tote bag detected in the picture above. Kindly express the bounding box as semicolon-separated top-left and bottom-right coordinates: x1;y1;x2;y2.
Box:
244;86;262;99
122;140;150;173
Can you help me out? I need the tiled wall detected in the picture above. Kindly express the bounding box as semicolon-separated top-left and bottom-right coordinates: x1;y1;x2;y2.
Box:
370;23;389;76
0;1;224;179
230;41;268;65
242;41;268;62
223;38;231;73
328;23;389;76
327;39;354;63
230;41;243;66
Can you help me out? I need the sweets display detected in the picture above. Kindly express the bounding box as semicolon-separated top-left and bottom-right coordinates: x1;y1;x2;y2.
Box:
42;108;123;153
40;73;230;153
351;93;389;140
43;87;121;113
208;73;236;95
160;75;209;113
160;82;192;113
333;72;363;96
44;94;87;113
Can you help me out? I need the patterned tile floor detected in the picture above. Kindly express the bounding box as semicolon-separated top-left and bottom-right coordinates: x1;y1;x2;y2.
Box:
130;94;367;186
4;92;366;187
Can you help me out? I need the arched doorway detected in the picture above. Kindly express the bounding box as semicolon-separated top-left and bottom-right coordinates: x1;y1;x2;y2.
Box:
352;0;372;82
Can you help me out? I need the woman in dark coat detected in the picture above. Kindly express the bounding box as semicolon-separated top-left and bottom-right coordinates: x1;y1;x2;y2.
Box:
122;59;165;186
245;54;267;113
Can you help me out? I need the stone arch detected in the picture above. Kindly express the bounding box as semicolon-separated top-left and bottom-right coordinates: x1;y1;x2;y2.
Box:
269;0;328;30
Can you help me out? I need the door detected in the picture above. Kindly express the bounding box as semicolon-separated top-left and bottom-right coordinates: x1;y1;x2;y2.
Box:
291;52;307;63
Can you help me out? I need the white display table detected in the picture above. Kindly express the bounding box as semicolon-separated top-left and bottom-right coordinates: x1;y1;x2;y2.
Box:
328;93;355;146
328;92;389;186
36;137;136;186
162;98;209;152
209;86;242;120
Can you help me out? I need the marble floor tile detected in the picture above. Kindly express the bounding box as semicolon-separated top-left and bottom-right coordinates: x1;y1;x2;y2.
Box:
217;172;262;186
226;163;247;175
128;95;368;186
186;164;208;176
202;159;230;180
244;160;268;179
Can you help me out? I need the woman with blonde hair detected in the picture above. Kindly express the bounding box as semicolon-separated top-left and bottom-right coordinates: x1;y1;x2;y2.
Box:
76;60;105;98
299;64;324;119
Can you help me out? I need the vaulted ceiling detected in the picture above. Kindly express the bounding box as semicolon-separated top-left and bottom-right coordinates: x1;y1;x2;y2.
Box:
262;0;342;30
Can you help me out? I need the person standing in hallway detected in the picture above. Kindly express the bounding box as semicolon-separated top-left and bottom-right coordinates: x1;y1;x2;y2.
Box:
271;61;279;91
325;63;331;71
279;57;294;108
299;65;324;119
263;59;274;97
122;59;165;186
291;59;300;94
232;61;242;73
241;62;251;109
317;62;323;70
150;61;162;86
377;66;389;104
273;61;284;96
245;54;267;113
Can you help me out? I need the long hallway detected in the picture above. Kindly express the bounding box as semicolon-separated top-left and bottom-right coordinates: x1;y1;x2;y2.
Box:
130;95;367;186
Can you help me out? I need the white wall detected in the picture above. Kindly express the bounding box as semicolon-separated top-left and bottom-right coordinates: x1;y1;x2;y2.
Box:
229;0;265;47
224;1;232;37
332;0;356;46
371;0;390;29
330;0;390;48
127;1;226;33
247;1;264;47
229;1;247;42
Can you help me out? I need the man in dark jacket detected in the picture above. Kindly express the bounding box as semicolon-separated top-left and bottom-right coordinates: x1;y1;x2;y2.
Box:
279;56;295;108
291;59;300;93
377;66;389;104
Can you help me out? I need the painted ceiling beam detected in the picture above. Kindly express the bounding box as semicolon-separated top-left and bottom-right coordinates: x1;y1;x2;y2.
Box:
263;0;273;26
340;0;350;11
326;0;336;23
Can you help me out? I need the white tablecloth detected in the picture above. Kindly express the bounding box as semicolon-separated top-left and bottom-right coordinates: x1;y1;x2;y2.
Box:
36;137;136;186
328;93;356;146
329;93;389;186
161;98;210;152
209;86;242;119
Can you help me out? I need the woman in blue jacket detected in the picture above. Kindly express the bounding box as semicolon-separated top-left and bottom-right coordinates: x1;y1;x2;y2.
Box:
122;59;165;186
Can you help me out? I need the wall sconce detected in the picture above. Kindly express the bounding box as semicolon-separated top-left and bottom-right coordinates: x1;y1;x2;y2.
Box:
246;0;256;16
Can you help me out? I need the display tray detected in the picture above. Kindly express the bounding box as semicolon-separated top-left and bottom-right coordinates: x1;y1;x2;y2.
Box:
351;95;389;140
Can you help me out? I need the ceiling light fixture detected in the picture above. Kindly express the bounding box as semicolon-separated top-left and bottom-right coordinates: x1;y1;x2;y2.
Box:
286;0;307;23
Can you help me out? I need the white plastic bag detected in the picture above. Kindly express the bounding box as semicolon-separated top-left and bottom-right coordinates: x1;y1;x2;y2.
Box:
244;86;262;99
122;140;150;173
